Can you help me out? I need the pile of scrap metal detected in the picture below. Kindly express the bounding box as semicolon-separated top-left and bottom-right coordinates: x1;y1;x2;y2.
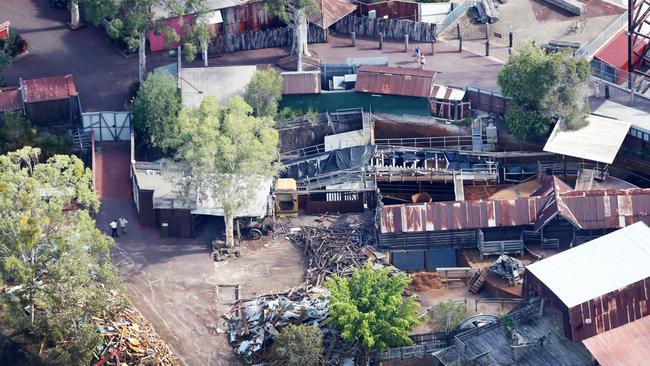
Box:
223;287;356;364
487;255;525;286
93;304;180;366
468;0;500;24
288;226;377;286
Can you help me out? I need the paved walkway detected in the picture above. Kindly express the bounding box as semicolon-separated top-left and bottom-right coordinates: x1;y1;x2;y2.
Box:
2;0;195;111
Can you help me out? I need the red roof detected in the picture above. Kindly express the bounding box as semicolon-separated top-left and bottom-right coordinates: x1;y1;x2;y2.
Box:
0;87;22;111
583;315;650;366
22;74;77;103
380;176;650;234
355;65;437;98
594;30;647;70
311;0;358;29
281;72;321;95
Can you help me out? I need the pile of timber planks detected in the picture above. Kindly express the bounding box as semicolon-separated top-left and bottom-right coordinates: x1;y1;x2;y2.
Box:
288;226;369;287
93;303;180;366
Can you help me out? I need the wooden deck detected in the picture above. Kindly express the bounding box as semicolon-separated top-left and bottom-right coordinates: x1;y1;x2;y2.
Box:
452;306;593;366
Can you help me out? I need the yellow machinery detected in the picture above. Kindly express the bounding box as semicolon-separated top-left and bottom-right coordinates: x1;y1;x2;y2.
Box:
275;178;298;217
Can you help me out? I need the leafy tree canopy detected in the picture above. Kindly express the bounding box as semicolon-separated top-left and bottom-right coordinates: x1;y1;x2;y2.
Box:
168;97;280;247
0;147;125;364
244;68;283;118
325;262;422;351
270;324;324;366
0;111;70;157
497;45;590;142
428;300;469;332
131;70;181;150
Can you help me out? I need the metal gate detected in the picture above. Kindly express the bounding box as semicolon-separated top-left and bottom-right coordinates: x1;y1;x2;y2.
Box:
82;112;131;141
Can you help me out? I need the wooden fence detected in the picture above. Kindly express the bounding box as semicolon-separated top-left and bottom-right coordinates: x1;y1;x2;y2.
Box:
334;15;436;43
464;86;509;114
208;24;327;54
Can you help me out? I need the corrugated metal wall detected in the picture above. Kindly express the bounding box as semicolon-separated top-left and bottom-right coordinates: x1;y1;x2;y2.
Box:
281;92;431;116
356;1;420;21
524;270;650;341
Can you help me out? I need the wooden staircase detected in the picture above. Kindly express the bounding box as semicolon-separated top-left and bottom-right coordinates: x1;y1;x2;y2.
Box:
467;270;486;294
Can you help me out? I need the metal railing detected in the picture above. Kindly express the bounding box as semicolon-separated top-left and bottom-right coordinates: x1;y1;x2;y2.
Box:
575;11;628;58
375;135;476;149
474;298;522;312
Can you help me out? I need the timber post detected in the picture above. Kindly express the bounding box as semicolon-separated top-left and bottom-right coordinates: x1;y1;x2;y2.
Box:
405;34;409;52
379;32;384;50
351;31;356;47
485;40;490;56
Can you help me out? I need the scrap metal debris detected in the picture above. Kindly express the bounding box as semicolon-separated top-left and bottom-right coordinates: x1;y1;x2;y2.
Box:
223;287;354;364
288;226;370;287
93;304;180;366
487;255;525;286
468;0;499;24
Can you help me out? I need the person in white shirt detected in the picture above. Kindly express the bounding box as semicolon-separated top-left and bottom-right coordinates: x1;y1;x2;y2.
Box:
109;219;119;238
119;217;128;235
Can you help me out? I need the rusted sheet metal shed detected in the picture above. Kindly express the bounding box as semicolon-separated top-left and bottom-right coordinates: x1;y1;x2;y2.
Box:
281;71;321;95
524;222;650;342
311;0;358;29
20;75;79;126
380;197;545;234
582;315;650;366
0;86;22;113
381;179;650;235
355;65;437;98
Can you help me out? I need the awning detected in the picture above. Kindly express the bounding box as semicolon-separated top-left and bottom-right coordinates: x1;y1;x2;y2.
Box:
543;115;630;164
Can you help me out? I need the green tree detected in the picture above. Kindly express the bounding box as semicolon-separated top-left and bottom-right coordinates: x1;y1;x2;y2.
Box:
0;49;10;87
131;70;181;150
244;69;283;118
497;45;591;142
270;324;324;366
84;0;210;82
0;147;125;364
428;300;469;332
325;262;421;351
169;97;280;247
0;111;70;157
265;0;319;71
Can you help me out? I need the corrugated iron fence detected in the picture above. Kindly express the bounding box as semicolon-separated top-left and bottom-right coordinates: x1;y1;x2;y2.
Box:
464;86;509;114
334;15;436;43
209;24;327;54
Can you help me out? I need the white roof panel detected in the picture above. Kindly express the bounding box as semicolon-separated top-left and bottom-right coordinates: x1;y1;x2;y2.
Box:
180;65;257;107
593;100;650;134
526;222;650;307
543;115;631;164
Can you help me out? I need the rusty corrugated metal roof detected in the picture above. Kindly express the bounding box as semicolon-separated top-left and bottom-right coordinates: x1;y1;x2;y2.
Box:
582;312;650;365
22;74;77;103
381;175;650;234
355;65;437;98
281;71;321;95
0;87;21;111
380;196;546;233
310;0;358;29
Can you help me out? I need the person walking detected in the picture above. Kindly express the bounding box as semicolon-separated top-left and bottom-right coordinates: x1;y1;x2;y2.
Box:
419;54;426;69
109;219;119;238
119;217;128;235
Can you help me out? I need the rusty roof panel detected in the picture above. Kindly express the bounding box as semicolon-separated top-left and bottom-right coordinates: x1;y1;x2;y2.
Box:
311;0;358;29
354;65;437;98
22;74;77;103
281;72;321;95
0;87;21;111
380;205;402;233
